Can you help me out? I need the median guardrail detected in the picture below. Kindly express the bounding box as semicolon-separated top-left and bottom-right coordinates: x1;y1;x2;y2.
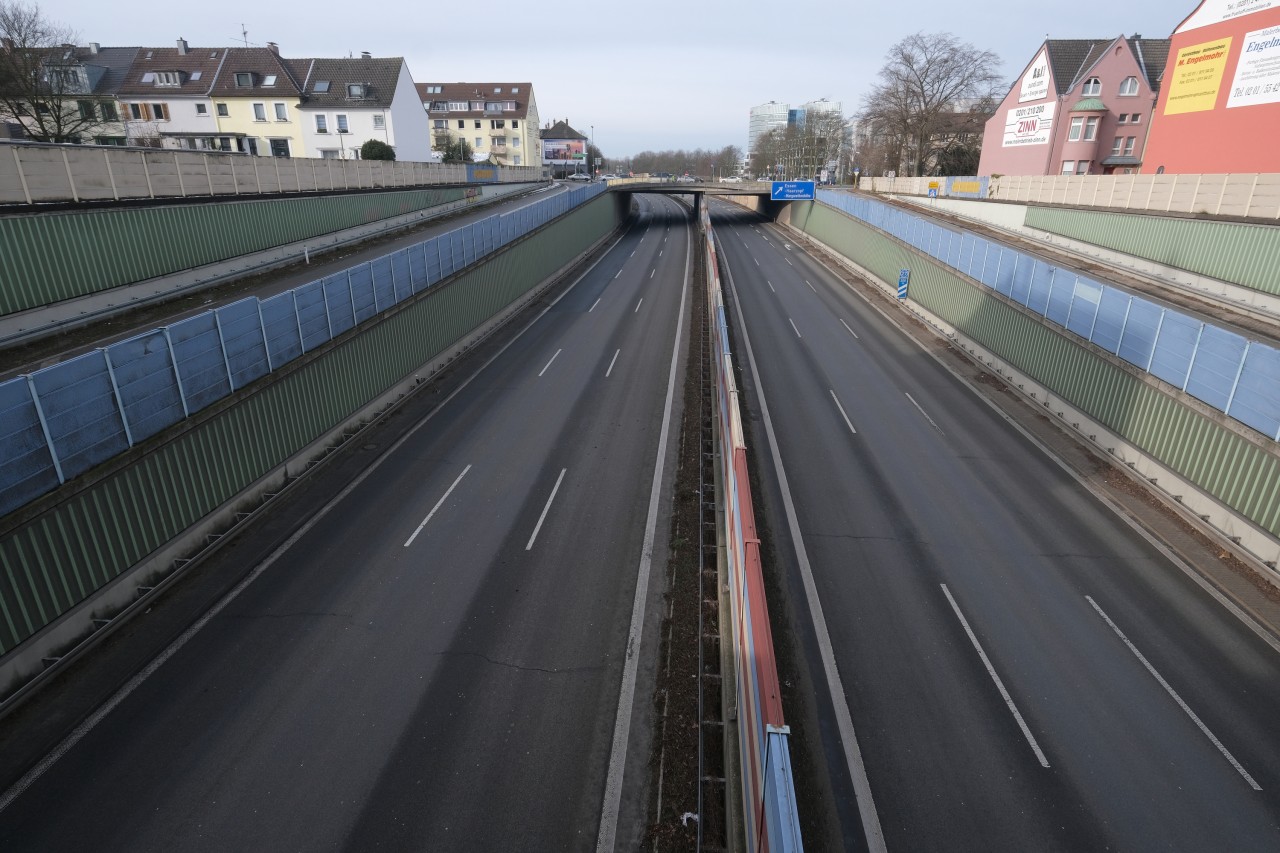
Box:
700;203;803;852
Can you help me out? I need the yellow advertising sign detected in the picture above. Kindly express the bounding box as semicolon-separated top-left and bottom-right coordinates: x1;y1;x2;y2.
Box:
951;181;982;194
1165;37;1234;115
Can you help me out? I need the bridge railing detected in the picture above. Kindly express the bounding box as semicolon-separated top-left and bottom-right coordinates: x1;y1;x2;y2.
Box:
0;141;543;205
700;202;803;852
0;183;607;519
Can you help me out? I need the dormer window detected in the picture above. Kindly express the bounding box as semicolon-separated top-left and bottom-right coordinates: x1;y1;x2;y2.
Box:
1119;76;1139;96
234;72;253;87
1082;77;1101;96
155;71;181;87
263;74;277;86
314;80;330;93
511;87;519;93
347;83;367;98
494;87;502;93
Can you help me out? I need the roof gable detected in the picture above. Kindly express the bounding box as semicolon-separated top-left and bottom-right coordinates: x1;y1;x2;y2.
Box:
417;82;533;119
117;46;227;96
206;47;301;97
290;57;405;109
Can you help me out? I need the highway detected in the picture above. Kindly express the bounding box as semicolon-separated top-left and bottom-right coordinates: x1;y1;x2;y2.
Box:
0;193;689;851
709;201;1280;851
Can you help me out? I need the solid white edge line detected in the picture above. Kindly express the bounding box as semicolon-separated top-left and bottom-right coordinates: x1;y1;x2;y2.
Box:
634;298;644;314
1085;595;1261;790
525;468;567;551
905;391;943;435
606;349;620;378
403;464;472;547
789;317;802;339
538;348;562;377
596;203;689;853
839;318;860;340
0;208;634;819
829;390;858;436
721;248;888;853
941;583;1051;768
589;297;602;313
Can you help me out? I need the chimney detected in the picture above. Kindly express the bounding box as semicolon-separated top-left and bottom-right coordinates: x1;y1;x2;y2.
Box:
176;38;188;55
89;42;100;55
267;41;279;55
361;51;371;59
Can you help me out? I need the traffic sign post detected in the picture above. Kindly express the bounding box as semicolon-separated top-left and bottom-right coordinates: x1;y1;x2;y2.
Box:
898;269;910;300
770;181;816;201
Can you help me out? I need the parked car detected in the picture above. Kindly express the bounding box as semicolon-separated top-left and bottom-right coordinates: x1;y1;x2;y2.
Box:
676;174;697;183
720;175;742;183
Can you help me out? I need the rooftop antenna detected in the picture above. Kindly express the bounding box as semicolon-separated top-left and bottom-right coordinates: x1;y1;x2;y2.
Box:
238;24;249;47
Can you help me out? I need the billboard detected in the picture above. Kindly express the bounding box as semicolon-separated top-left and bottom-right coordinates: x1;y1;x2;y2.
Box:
542;139;586;165
1165;37;1234;114
1180;0;1277;33
1001;101;1056;147
1018;50;1050;103
1227;23;1280;108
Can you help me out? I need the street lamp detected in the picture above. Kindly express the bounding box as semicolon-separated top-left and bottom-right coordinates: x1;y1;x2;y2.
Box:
590;125;594;178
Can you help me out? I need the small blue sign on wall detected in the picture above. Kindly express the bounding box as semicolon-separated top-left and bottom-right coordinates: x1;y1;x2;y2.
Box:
898;269;910;299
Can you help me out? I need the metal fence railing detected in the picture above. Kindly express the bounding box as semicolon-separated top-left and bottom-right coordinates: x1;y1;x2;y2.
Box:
0;141;544;205
0;183;607;519
702;203;803;852
818;190;1280;444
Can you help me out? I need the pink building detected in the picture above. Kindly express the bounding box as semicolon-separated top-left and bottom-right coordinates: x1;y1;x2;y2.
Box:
979;36;1170;177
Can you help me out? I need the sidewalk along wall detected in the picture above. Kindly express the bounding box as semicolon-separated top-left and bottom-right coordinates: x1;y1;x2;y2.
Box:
0;187;622;663
701;204;803;853
0;183;609;521
0;142;543;204
786;193;1280;555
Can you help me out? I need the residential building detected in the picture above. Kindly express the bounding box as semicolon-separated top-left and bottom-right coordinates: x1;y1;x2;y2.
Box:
418;82;540;166
978;36;1169;177
289;54;431;160
206;44;304;157
0;43;136;144
540;119;588;177
114;39;225;150
748;100;788;153
1143;1;1280;174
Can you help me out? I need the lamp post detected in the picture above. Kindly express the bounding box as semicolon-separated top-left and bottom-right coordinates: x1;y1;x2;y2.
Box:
590;125;595;178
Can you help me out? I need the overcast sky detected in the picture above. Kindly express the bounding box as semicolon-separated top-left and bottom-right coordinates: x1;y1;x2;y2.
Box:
52;0;1186;156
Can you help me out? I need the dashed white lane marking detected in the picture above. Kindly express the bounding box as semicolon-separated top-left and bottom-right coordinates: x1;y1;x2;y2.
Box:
905;392;944;435
840;318;859;339
538;349;562;377
606;349;620;378
789;318;802;338
634;298;644;313
404;465;472;547
589;298;601;313
525;468;567;551
829;391;858;436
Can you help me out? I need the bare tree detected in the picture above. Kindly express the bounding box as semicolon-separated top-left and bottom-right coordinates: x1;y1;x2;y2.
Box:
0;2;106;142
858;32;1002;177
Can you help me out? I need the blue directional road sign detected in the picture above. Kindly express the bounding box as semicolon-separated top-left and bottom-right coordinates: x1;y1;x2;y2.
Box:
771;181;816;201
898;269;910;299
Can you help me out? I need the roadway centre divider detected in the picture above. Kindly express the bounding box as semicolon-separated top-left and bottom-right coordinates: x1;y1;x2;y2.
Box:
700;203;803;852
0;184;608;519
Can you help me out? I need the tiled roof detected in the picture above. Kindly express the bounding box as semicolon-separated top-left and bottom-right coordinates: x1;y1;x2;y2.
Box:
117;44;227;97
417;82;532;119
287;57;404;109
1130;38;1170;90
205;47;302;97
540;120;586;140
50;46;140;96
1044;40;1112;95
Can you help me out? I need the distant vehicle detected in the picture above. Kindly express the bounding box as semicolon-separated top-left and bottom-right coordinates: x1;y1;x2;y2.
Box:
720;175;742;183
565;172;592;182
676;174;697;183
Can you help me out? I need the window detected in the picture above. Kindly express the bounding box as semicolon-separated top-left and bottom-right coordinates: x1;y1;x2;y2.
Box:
234;72;253;87
1130;113;1142;124
1061;160;1075;175
490;119;505;129
1076;160;1090;175
274;102;287;121
347;83;366;98
514;154;521;165
512;120;519;129
1082;77;1101;96
320;149;340;159
315;114;328;133
216;102;229;117
190;71;202;81
101;102;118;121
511;87;520;93
457;119;464;129
1084;116;1099;141
1069;116;1083;141
336;114;349;133
129;103;143;120
151;103;168;120
253;103;267;121
140;72;155;83
269;138;290;157
1112;136;1124;155
512;136;520;147
1123;136;1136;155
1117;114;1128;124
434;119;446;129
78;100;95;120
195;103;208;115
1119;76;1139;96
95;136;126;146
475;137;482;147
424;85;441;94
447;100;467;111
494;87;502;93
155;71;181;87
314;80;330;93
373;114;385;129
263;74;277;87
474;120;481;129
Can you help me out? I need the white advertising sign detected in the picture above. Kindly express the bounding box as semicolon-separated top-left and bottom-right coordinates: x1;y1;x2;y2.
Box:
1179;0;1277;33
1002;102;1056;147
1019;51;1051;103
1227;24;1280;106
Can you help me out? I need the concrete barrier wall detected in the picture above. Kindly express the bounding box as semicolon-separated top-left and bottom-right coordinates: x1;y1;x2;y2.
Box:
0;190;624;686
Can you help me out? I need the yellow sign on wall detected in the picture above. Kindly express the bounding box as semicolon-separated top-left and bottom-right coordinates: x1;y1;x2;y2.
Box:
1165;37;1234;115
951;181;982;194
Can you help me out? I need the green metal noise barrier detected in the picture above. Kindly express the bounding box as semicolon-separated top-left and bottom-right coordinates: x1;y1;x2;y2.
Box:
0;193;623;656
787;200;1280;539
0;187;469;317
1024;206;1280;296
